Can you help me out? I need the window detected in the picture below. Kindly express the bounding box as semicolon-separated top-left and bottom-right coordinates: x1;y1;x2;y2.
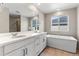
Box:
32;20;37;30
31;16;39;31
51;16;69;32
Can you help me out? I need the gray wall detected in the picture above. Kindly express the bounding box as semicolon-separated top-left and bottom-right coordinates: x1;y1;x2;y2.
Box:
45;8;77;38
77;7;79;48
39;12;45;32
0;7;9;33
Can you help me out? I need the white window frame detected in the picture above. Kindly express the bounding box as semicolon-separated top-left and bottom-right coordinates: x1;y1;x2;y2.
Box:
51;16;69;32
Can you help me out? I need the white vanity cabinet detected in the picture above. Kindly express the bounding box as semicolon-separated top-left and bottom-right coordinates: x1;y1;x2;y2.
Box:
0;32;47;56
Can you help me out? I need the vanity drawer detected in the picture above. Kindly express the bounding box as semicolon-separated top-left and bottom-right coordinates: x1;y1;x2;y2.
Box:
5;46;25;56
4;38;34;55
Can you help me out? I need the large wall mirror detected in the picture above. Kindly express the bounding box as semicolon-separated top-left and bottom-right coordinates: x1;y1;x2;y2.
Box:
0;3;39;33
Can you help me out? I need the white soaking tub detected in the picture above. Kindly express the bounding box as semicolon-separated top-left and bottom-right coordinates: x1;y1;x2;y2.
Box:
47;35;77;53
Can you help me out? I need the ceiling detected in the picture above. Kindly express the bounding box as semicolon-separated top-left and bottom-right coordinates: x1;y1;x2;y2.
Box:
2;3;79;17
4;3;38;17
34;3;79;13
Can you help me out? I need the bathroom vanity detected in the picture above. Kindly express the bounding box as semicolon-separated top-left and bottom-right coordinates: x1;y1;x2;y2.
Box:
0;32;47;56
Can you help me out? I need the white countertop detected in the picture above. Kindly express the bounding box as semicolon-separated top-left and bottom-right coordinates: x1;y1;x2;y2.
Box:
0;32;46;47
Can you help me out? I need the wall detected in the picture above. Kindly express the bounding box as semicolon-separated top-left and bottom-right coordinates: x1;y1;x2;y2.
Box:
77;7;79;39
39;12;45;32
45;8;77;38
21;16;28;32
0;7;9;33
77;7;79;48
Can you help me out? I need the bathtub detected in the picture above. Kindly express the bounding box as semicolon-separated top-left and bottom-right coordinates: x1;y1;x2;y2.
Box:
47;35;77;53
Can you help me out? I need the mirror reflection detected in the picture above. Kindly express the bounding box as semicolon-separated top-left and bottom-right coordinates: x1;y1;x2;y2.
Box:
0;3;39;33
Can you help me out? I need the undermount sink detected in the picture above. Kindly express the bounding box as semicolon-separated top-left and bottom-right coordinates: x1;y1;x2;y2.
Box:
11;35;26;38
10;33;26;38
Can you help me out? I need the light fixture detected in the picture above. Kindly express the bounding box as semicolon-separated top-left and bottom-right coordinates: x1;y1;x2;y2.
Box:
0;3;6;12
29;5;37;11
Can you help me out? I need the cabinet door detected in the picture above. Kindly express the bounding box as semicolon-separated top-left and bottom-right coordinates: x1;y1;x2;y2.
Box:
40;34;47;44
40;35;46;48
5;47;25;56
42;37;47;45
40;38;46;50
25;43;35;56
34;35;46;56
0;47;3;56
34;38;41;55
